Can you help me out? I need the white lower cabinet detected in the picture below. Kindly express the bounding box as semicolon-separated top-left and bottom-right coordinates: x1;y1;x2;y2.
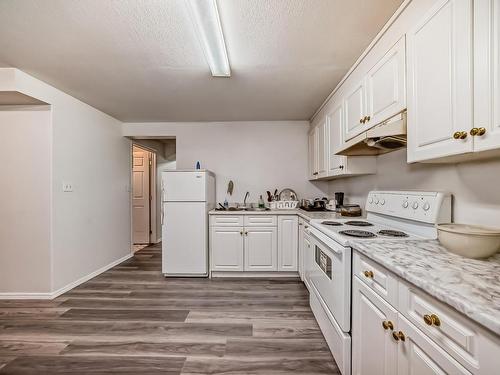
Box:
277;215;298;271
352;277;398;375
244;227;277;271
352;251;499;375
210;214;298;275
210;227;244;271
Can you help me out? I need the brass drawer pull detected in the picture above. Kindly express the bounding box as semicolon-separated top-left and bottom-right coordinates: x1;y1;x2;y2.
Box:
470;127;486;136
392;331;406;342
382;320;394;330
453;131;467;140
363;270;374;278
423;314;441;327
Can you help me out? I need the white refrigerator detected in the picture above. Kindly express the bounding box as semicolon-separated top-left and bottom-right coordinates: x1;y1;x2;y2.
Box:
161;170;215;277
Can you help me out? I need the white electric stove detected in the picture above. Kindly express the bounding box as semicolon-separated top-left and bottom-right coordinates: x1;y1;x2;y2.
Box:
305;191;451;375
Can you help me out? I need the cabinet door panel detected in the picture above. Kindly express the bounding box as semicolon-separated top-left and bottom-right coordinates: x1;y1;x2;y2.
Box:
244;227;277;271
352;277;398;375
344;82;366;141
397;316;471;375
327;103;348;176
367;36;406;126
308;130;316;180
474;0;500;152
210;227;244;271
316;122;328;178
277;216;298;271
407;0;473;162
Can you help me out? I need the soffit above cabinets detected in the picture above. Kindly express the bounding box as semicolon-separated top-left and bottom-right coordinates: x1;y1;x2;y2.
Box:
0;0;403;122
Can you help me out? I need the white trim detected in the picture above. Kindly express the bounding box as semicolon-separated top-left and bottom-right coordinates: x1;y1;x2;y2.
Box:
211;271;299;278
310;0;412;122
0;253;133;300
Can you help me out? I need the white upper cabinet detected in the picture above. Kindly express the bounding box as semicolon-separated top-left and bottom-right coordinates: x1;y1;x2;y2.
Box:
343;81;367;141
308;131;316;179
366;36;406;127
327;103;348;176
407;0;474;162
473;0;500;152
315;121;328;178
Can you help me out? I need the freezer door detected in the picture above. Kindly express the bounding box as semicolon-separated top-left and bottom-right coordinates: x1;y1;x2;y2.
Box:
162;202;208;276
162;171;207;202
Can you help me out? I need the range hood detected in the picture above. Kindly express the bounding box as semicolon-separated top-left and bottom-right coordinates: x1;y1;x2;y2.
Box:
337;112;407;156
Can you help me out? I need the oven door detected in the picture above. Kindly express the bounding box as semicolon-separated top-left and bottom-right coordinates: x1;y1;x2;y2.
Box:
309;226;351;332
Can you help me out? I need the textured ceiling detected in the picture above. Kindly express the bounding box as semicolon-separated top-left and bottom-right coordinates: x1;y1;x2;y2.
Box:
0;0;403;122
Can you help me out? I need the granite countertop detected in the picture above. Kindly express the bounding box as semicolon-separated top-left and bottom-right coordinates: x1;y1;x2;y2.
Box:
209;208;341;222
350;239;500;336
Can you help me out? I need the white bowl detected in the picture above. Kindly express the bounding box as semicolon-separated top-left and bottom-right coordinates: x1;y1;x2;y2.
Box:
437;224;500;259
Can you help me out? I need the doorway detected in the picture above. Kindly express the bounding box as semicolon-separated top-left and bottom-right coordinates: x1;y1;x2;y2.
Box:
131;144;156;250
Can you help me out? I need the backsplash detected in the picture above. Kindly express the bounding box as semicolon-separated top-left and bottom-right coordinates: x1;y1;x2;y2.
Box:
328;149;500;227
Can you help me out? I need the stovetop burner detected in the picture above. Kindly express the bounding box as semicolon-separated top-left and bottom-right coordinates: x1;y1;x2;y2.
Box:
321;221;343;226
378;229;409;237
345;220;374;227
339;230;376;238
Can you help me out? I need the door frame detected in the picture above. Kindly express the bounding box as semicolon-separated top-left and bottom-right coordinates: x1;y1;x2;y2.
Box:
130;143;157;250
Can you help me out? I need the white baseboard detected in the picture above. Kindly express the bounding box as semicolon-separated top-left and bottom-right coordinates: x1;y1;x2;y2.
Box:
210;271;300;278
0;253;133;300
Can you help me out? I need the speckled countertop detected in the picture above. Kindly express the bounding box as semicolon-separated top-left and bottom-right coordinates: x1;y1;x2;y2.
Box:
350;239;500;336
209;208;342;222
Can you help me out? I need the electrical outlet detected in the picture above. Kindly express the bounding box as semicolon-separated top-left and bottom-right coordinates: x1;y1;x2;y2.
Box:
62;182;73;192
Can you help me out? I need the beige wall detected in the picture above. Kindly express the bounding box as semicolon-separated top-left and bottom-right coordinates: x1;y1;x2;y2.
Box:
0;106;52;294
328;149;500;227
123;121;329;204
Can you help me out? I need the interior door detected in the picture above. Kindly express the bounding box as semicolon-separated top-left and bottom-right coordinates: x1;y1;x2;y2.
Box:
473;0;500;152
352;277;398;375
244;227;277;271
344;81;366;141
406;0;473;162
132;146;150;244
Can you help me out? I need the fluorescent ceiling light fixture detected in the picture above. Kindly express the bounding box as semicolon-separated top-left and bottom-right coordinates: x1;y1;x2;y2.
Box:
186;0;231;77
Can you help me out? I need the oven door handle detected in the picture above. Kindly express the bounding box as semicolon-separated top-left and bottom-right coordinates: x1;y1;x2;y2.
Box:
310;227;342;255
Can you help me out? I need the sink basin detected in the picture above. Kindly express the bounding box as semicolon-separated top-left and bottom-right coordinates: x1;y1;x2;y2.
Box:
244;207;270;211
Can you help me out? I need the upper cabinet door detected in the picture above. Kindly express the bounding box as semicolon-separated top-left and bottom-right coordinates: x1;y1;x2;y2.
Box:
343;81;367;141
308;130;316;180
327;104;348;176
366;36;406;126
316;121;328;178
473;0;500;152
407;0;474;162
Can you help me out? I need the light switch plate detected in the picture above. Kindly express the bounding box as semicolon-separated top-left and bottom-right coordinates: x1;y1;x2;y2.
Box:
62;182;73;192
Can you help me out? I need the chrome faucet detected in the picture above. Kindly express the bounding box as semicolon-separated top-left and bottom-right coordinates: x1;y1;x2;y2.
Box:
243;191;250;206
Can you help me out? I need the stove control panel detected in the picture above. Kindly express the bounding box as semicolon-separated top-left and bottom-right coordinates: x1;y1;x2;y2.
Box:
366;191;451;224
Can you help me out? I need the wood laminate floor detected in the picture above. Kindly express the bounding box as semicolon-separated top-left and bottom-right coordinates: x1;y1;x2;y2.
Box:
0;243;339;374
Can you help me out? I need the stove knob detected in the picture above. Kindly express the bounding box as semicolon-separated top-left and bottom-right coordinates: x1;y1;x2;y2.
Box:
369;197;373;204
423;202;430;211
402;201;409;208
412;201;419;209
380;198;386;206
374;197;379;204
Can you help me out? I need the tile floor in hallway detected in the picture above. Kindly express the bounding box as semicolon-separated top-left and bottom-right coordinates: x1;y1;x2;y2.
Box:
0;243;339;374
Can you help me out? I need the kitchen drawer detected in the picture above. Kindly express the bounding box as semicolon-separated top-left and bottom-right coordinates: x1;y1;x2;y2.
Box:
210;215;243;227
353;252;398;307
398;281;485;372
244;215;277;227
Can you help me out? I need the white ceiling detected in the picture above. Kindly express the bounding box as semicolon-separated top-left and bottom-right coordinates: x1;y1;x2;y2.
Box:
0;0;403;122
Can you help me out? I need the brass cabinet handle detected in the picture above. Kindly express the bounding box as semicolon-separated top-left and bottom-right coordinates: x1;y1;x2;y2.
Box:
471;127;486;136
366;115;371;122
382;320;394;330
240;231;243;235
313;172;318;176
360;117;364;124
453;131;468;140
392;331;406;342
245;231;248;236
363;270;374;278
423;314;441;327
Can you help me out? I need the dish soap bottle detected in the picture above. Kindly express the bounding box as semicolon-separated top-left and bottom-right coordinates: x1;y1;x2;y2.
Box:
258;195;265;208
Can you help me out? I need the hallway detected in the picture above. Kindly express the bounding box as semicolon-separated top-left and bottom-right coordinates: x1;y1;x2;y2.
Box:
0;243;338;374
